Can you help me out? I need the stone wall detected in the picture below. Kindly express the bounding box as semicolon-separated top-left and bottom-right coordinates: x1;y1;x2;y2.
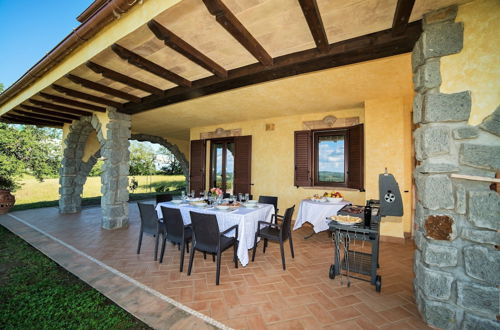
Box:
59;109;131;230
412;6;500;330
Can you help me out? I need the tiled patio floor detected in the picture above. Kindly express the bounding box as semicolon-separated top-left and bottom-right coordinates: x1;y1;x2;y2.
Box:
0;203;430;330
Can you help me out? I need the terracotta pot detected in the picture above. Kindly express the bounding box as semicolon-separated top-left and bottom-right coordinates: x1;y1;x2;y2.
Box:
0;190;15;214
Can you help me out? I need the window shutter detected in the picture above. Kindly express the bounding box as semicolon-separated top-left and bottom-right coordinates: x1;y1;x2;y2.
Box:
294;130;312;187
347;124;364;190
189;139;206;195
234;135;252;195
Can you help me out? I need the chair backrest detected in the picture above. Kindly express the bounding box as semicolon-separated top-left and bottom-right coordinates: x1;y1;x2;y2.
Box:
137;202;159;235
258;195;278;213
156;193;173;204
189;211;220;252
280;205;295;241
161;206;184;240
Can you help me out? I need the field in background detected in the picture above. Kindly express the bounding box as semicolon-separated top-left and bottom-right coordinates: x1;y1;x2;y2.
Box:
15;175;186;205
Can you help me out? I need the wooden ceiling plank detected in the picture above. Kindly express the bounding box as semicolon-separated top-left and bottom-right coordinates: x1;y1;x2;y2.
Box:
121;21;422;114
147;20;228;78
39;92;106;112
392;0;416;36
86;61;164;96
66;74;141;103
13;109;73;124
52;84;122;108
29;99;93;116
3;114;63;126
202;0;273;66
111;44;192;87
298;0;329;52
20;105;80;120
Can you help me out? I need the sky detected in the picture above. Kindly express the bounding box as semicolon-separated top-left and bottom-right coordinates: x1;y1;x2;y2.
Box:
0;0;92;90
318;139;345;173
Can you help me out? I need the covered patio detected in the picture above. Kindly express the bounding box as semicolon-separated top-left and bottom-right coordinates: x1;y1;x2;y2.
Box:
1;204;426;329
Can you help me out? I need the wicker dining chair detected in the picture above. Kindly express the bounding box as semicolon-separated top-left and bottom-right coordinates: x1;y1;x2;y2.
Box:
155;193;173;205
258;195;279;221
137;202;165;261
251;205;295;270
187;212;238;285
159;206;192;272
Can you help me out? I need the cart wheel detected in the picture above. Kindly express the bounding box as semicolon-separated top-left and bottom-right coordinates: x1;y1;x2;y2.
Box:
329;264;336;279
375;275;382;292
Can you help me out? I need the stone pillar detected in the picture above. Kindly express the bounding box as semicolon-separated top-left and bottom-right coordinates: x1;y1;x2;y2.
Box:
412;6;500;330
94;109;131;230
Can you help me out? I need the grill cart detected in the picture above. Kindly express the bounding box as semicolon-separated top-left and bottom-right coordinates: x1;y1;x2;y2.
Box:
328;172;404;292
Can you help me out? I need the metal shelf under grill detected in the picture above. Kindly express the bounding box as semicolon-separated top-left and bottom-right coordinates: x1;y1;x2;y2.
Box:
340;251;372;276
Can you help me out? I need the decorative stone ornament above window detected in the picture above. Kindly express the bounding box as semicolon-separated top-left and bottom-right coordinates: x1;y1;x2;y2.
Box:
200;128;241;139
302;116;359;130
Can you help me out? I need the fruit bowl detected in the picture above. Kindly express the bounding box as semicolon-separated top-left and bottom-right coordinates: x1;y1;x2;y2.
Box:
326;197;343;203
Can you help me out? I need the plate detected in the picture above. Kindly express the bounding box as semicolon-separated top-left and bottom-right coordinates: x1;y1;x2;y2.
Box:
191;202;207;208
171;200;183;204
330;215;362;225
216;205;229;210
244;203;258;208
246;200;258;204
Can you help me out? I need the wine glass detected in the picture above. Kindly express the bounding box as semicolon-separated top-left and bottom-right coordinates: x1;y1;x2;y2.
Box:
245;193;250;202
238;193;243;202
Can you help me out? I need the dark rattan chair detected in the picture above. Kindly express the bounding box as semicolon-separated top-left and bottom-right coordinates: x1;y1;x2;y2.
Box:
258;195;279;222
187;212;238;285
159;206;192;272
137;202;165;261
251;205;295;270
156;193;173;204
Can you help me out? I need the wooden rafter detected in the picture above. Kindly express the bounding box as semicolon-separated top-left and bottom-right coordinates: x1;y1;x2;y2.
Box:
392;0;416;36
20;105;80;120
121;21;422;114
3;113;63;126
29;99;93;116
52;84;122;108
147;20;227;78
86;61;164;96
202;0;273;66
111;44;192;87
13;109;73;124
298;0;329;52
39;92;106;112
66;74;141;103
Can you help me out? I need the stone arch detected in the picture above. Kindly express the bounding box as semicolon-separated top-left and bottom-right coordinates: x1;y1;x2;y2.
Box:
130;133;189;179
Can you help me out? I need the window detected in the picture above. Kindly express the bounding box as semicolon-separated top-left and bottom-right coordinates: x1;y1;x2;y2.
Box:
210;139;235;194
314;130;346;186
294;124;364;190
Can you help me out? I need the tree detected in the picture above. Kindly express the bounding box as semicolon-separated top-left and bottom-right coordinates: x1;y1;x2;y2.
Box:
0;123;62;190
157;146;183;175
129;142;156;176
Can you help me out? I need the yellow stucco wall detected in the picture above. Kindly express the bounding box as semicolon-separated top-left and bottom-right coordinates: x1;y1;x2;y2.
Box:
190;101;413;238
82;131;101;162
440;0;500;125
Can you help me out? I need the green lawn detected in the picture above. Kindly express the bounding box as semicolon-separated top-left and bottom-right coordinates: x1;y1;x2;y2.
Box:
0;226;151;329
14;175;186;205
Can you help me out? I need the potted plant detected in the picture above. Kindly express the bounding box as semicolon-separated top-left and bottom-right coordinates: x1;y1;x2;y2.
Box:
0;176;17;214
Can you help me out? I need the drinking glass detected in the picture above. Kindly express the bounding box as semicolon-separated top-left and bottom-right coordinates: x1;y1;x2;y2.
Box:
181;191;186;201
190;190;195;198
245;193;250;202
238;193;243;202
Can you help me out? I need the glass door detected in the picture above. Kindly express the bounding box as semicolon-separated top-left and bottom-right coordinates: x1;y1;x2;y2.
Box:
210;139;235;194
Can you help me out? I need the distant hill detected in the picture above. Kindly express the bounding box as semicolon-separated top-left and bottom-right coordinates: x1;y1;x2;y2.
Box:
318;171;344;182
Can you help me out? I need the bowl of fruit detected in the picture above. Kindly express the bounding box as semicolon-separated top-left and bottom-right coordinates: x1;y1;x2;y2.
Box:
324;192;343;203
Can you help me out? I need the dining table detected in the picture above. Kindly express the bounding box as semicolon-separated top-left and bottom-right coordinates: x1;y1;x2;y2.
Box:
155;201;274;266
293;199;351;234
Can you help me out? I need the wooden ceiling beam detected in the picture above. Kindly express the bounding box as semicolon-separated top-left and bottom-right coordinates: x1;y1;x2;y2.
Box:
29;99;93;116
121;21;422;115
298;0;329;52
148;20;227;78
39;92;106;112
66;74;141;103
202;0;273;66
20;105;80;120
111;44;192;87
52;84;122;108
3;114;63;127
392;0;416;36
12;109;73;124
86;61;164;96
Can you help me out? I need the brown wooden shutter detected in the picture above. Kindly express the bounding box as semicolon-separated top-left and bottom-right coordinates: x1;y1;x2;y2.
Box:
189;139;206;195
347;124;364;190
294;130;312;187
234;135;252;195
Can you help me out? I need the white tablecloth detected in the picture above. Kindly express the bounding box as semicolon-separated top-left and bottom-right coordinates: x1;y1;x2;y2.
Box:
156;202;273;266
293;199;350;233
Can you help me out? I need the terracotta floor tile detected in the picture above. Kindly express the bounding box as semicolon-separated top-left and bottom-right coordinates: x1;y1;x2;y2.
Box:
324;319;363;330
381;306;414;323
331;306;362;322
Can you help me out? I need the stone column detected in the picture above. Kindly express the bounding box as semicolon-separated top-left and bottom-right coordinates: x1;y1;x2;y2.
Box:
96;109;131;230
412;6;500;330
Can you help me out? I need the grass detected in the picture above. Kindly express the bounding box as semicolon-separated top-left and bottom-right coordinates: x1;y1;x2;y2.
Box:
0;226;151;330
13;175;185;206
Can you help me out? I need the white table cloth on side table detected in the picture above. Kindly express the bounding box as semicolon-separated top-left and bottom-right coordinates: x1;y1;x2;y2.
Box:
155;202;274;266
293;199;350;233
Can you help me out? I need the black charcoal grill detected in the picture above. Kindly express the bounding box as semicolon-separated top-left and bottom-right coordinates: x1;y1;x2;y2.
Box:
328;171;404;292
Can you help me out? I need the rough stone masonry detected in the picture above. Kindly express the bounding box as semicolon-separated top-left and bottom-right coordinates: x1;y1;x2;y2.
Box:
412;5;500;330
